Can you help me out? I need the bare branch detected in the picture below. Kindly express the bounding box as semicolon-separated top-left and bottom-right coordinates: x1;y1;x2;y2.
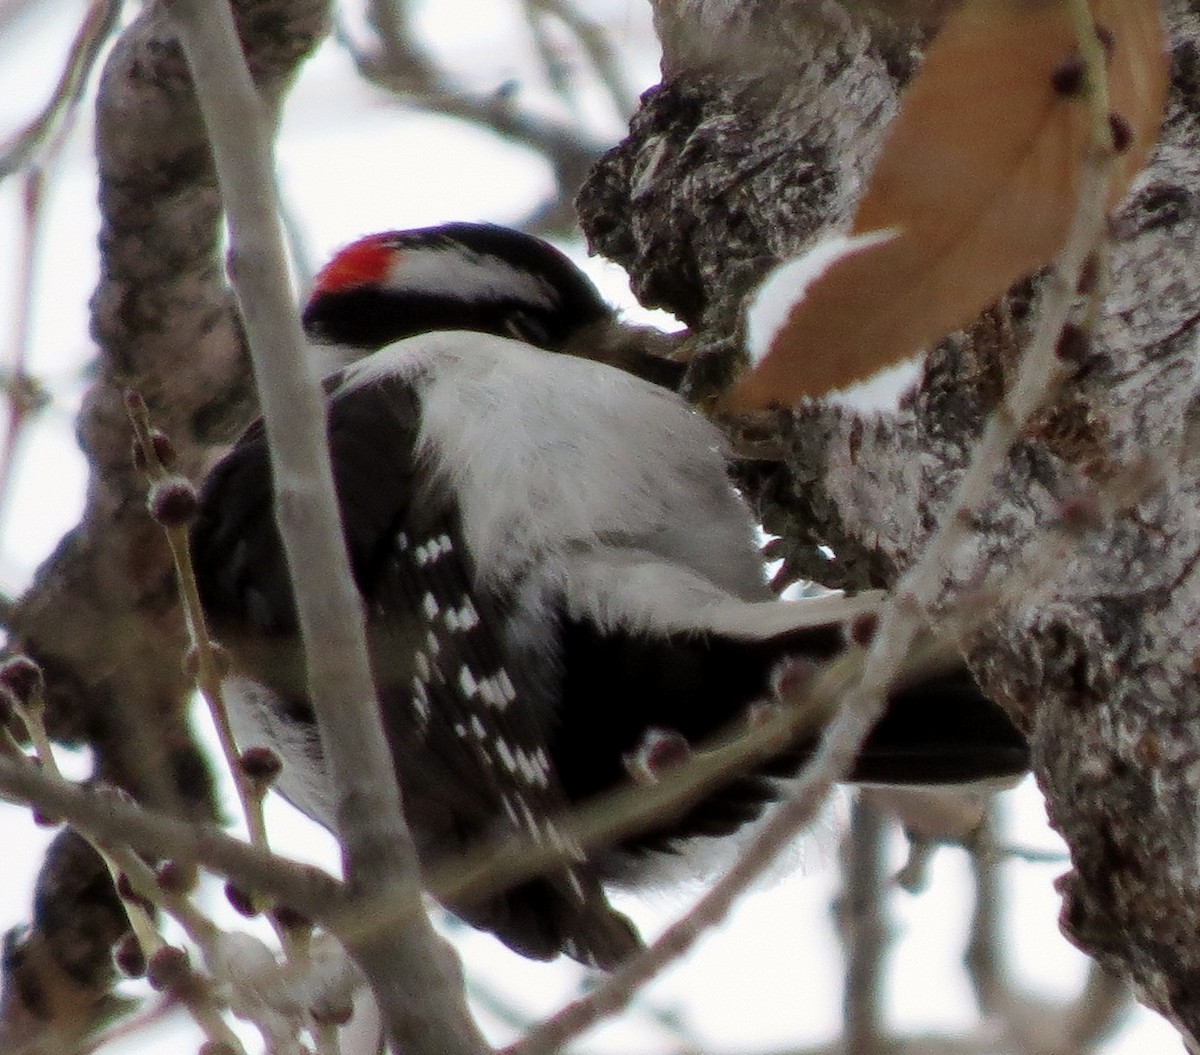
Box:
1;0;327;1043
157;0;489;1049
584;0;1200;1039
0;757;343;924
577;0;1200;1047
0;166;55;542
507;693;894;1055
526;0;641;118
837;798;889;1055
346;0;612;231
967;806;1134;1054
0;0;120;178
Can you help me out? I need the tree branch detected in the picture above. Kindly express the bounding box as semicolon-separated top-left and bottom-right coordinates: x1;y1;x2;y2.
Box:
0;758;343;925
0;0;326;1046
157;0;488;1049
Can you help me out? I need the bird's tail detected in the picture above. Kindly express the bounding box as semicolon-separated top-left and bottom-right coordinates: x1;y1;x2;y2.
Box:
841;664;1029;785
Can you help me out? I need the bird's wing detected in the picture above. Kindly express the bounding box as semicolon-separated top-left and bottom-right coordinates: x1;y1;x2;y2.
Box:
191;370;639;967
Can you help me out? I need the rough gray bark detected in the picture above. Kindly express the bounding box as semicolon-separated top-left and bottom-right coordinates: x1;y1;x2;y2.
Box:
578;0;914;590
0;0;327;1047
579;0;1200;1047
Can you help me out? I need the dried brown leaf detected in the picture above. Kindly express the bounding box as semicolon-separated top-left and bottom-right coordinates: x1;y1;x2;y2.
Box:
728;0;1168;411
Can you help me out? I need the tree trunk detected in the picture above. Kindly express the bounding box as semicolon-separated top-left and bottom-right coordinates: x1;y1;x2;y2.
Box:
579;0;1200;1047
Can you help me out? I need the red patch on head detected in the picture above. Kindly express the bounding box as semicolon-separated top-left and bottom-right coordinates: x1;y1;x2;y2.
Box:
311;235;395;295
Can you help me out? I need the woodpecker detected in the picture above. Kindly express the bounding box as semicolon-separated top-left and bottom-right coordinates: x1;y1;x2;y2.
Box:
191;223;1028;968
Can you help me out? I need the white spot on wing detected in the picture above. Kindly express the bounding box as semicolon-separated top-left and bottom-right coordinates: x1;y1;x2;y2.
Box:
494;739;517;773
495;670;516;702
458;665;478;698
411;679;430;725
455;600;479;630
414;535;453;566
477;669;517;710
414;652;431;682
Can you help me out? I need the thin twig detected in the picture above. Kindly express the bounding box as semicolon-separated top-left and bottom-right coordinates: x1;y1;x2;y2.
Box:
838;798;889;1055
529;0;640;117
102;845;252;1055
126;397;270;854
0;164;55;545
0;755;344;923
395;630;948;939
0;0;326;1044
6;703;250;1053
0;0;122;177
7;676;163;964
964;804;1003;1015
751;0;1120;898
507;740;864;1054
966;804;1133;1053
157;0;489;1049
522;0;578;115
346;0;609;229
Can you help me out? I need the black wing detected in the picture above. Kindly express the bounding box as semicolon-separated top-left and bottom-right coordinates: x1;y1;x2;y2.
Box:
190;372;639;967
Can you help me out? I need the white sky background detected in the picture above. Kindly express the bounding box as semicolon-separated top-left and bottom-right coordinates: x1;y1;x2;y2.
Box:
0;0;1185;1052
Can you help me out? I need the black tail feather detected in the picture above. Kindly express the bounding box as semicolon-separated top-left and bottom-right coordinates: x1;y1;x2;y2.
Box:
848;666;1029;785
553;615;1029;864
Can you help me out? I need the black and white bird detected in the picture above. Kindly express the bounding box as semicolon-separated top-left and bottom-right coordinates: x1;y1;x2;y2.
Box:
190;223;1028;969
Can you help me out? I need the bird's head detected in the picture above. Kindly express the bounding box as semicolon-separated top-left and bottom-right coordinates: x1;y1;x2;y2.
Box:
302;223;614;353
